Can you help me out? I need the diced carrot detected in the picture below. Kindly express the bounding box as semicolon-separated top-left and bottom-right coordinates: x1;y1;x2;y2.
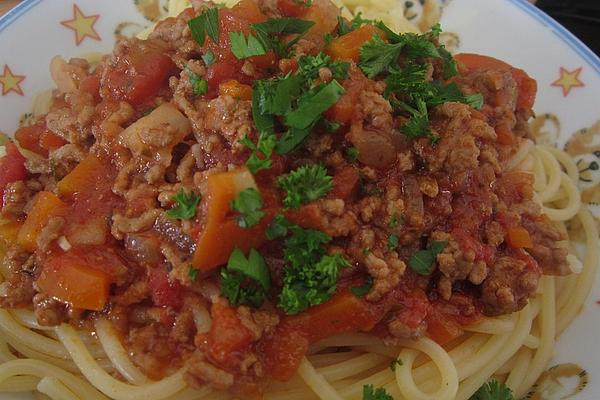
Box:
219;80;253;101
0;221;23;245
325;25;383;62
37;251;110;311
454;53;537;112
331;166;360;201
57;154;103;198
260;290;384;380
506;227;533;249
17;192;66;251
426;310;464;345
193;168;274;272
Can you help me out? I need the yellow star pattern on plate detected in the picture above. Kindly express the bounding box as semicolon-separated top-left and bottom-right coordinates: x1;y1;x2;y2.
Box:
0;65;25;96
551;66;584;97
60;4;101;46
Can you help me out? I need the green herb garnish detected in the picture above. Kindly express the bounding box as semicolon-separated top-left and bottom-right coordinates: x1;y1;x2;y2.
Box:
408;240;448;275
166;189;201;220
230;188;265;228
188;7;219;46
221;248;271;307
277;164;333;209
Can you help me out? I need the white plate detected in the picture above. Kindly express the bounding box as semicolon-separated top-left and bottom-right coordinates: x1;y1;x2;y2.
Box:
0;0;599;399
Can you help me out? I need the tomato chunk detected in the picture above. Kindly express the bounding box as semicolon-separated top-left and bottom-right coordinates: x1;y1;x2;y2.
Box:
148;267;184;309
0;143;27;207
207;302;255;368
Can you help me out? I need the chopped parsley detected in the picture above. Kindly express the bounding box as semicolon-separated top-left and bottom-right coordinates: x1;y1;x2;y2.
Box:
408;240;448;275
277;164;333;209
337;13;373;36
389;359;403;372
188;265;199;282
388;213;402;228
249;53;348;156
229;32;267;59
387;234;399;250
350;276;373;298
355;23;483;142
230;188;265;228
221;248;271;307
285;80;345;130
188;7;219;46
362;384;394;400
345;147;359;162
251;17;314;57
184;66;208;96
469;380;514;400
166;189;200;220
267;216;350;314
201;49;216;66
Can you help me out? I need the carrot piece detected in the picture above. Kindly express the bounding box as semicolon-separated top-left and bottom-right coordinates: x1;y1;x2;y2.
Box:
17;192;66;251
219;80;253;101
57;154;103;198
0;221;23;245
325;25;383;62
506;227;533;249
193;168;274;272
37;251;110;311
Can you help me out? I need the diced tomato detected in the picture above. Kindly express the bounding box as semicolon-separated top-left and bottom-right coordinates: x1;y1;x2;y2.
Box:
219;80;253;101
206;302;255;368
37;250;111;311
0;143;27;207
454;53;537;112
331;166;360;201
79;74;101;102
103;46;175;106
148;267;184;309
326;25;383;62
494;122;515;146
15;123;67;157
277;0;311;17
506;227;533;249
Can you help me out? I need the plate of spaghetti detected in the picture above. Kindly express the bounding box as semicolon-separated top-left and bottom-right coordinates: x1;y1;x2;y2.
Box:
0;0;599;399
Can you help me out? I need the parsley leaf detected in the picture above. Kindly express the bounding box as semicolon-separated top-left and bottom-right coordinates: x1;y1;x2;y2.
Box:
202;49;216;66
389;359;403;372
408;240;448;275
346;146;359;162
266;214;293;240
185;66;208;96
230;188;265;228
166;189;201;220
188;265;199;282
285;80;345;130
359;35;404;79
277;164;333;209
337;13;373;35
388;234;399;250
399;98;433;140
253;17;315;36
297;53;350;81
188;8;219;46
469;380;515;400
351;276;373;298
221;248;271;308
229;31;267;59
362;384;394;400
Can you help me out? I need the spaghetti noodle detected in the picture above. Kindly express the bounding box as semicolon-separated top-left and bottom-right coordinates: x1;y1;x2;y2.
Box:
0;1;598;400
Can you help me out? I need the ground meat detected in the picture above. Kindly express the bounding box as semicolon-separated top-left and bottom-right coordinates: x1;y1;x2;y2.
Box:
236;306;279;340
485;221;505;247
154;214;196;255
0;272;36;308
33;293;69;326
185;351;234;390
1;181;29;217
433;231;489;300
36;216;65;251
481;256;540;315
113;280;150;306
111;209;162;240
523;216;570;276
316;199;359;237
204;96;253;150
50;144;86;178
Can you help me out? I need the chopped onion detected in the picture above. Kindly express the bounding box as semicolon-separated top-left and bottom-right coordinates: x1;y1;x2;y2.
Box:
58;236;72;251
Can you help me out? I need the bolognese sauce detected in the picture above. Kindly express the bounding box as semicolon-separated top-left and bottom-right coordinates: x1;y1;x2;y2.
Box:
0;0;572;397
